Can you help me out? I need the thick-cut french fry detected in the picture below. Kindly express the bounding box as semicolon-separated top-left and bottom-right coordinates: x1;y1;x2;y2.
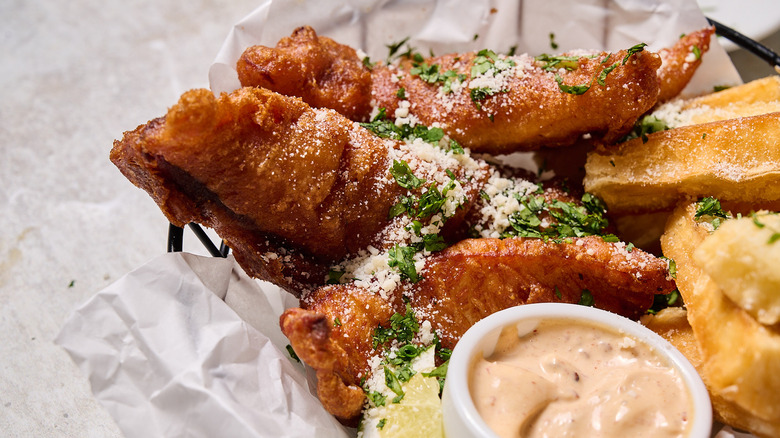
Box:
661;202;780;438
584;111;780;214
652;76;780;127
686;76;780;108
641;306;779;436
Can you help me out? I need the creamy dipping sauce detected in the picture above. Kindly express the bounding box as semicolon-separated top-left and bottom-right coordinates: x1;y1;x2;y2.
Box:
469;319;691;438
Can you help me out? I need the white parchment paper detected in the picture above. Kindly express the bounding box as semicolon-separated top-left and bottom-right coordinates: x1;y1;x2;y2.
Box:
58;0;747;436
56;253;350;438
209;0;741;95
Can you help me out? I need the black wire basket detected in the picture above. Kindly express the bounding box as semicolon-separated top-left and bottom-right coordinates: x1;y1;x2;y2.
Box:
166;18;780;258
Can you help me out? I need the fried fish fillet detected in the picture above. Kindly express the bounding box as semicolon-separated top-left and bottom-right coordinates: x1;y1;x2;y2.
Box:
656;27;715;102
110;86;488;295
281;236;675;422
238;26;669;154
112;81;676;425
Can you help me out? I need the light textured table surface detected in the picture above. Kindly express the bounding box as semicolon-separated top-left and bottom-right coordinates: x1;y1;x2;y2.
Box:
1;1;778;436
1;1;258;436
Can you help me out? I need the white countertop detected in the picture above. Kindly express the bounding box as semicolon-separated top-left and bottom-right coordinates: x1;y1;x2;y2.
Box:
1;1;258;435
1;1;778;436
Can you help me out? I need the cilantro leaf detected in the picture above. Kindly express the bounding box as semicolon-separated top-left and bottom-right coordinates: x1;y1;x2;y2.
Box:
622;43;647;65
578;289;595;307
388;244;420;282
554;73;591;95
390;160;425;189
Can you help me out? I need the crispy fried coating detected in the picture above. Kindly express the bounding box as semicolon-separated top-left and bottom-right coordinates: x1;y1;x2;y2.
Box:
661;202;780;437
238;26;664;153
374;48;661;154
237;26;372;121
656;27;714;103
111;87;406;294
111;86;491;295
281;236;675;421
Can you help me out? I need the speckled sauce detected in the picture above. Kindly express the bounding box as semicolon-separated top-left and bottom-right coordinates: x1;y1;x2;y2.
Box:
469;319;691;438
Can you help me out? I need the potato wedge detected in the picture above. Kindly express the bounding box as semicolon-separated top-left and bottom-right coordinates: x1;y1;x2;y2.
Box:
685;76;780;109
694;213;780;325
584;112;780;213
641;306;778;435
661;202;780;437
653;76;780;128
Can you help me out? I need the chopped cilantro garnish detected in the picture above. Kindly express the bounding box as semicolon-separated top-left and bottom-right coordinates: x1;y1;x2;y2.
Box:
667;289;680;306
534;54;582;71
692;45;701;60
504;192;610;240
448;139;464;154
388;244;420;282
752;213;766;228
554;73;591;95
362;56;376;70
377;418;387;429
410;62;442;83
554;286;562;299
601;234;620;242
770;233;780;244
647;289;684;314
597;62;618;86
423;360;449;394
367;390;387;407
409;62;465;93
386;37;411;62
622;43;647;65
624;115;669;143
420;233;448;252
286;345;300;363
578;289;595;307
390;160;426;189
326;269;344;285
695;197;729;229
549;32;558;50
713;85;731;92
660;257;677;279
470;87;498;105
372;303;420;348
396;87;406;99
333;317;342;327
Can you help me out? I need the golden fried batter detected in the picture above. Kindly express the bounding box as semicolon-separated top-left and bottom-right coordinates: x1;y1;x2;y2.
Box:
112;75;676;426
281;236;675;421
111;87;407;294
237;26;372;121
656;27;714;103
239;26;665;154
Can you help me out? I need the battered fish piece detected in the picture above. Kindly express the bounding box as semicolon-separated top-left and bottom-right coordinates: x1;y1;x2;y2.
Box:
281;236;675;422
656;27;714;103
238;26;663;154
234;26;371;121
239;26;714;154
110;86;487;295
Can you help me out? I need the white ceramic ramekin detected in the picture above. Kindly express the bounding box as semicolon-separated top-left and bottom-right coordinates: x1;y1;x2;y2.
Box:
441;303;712;438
